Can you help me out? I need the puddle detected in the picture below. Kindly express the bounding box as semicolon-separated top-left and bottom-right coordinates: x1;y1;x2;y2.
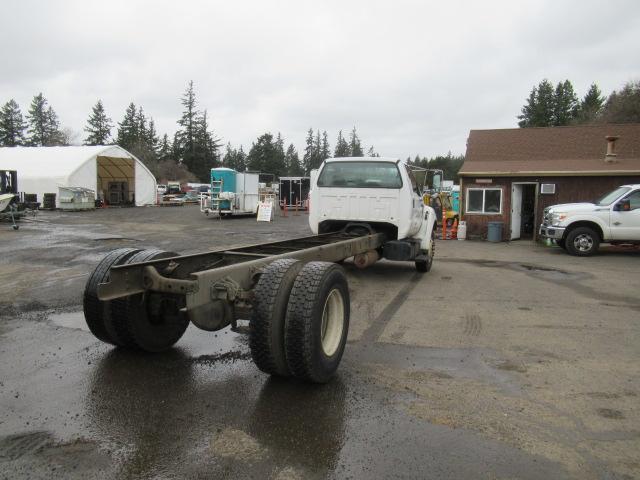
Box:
48;311;90;332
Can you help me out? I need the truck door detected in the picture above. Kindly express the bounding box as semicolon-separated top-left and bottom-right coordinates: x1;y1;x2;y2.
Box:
610;190;640;240
404;166;423;235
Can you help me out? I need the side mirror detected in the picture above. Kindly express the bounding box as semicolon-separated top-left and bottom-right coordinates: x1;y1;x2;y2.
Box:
615;199;631;211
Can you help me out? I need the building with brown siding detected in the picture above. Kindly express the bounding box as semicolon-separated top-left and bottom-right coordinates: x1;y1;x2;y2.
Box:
458;124;640;241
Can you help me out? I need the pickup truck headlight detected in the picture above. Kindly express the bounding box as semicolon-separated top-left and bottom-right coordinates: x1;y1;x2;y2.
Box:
550;212;567;225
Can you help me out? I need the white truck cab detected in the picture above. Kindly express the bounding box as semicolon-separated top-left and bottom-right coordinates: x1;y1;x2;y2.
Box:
309;157;437;271
539;184;640;256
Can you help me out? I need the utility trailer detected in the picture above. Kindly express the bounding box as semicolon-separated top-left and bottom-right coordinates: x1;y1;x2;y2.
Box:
84;156;437;383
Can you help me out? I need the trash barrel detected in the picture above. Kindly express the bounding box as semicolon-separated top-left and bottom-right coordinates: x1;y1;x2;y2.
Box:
487;222;503;242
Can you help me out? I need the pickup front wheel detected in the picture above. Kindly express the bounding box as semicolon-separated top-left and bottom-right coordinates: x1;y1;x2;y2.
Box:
565;227;600;256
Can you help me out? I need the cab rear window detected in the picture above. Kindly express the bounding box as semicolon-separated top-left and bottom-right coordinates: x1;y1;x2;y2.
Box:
317;161;402;189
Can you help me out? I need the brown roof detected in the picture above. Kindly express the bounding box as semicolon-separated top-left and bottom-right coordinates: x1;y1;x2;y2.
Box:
459;124;640;176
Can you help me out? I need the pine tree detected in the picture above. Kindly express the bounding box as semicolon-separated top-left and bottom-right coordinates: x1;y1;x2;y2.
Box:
136;107;148;145
553;80;579;126
26;93;49;146
334;130;350;157
236;145;247;172
158;134;172;162
83;100;112;145
367;145;379;157
601;81;640;124
0;99;27;146
175;81;198;170
44;106;65;145
303;128;315;174
576;83;605;124
349;127;363;156
285;143;303;176
320;131;330;162
223;142;236;169
518;79;555;127
275;132;286;173
117;102;139;150
146;118;159;153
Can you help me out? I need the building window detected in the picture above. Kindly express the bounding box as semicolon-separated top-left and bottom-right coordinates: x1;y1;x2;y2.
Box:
466;188;502;214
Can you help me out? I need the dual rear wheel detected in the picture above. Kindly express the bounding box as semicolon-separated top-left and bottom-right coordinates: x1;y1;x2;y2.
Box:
83;248;189;352
249;260;350;384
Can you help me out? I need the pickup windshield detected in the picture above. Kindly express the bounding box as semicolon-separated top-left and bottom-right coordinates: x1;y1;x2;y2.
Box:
595;186;631;206
317;161;402;188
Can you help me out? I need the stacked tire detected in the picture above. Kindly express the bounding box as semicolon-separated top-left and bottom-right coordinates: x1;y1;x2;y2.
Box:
83;248;189;352
249;259;350;384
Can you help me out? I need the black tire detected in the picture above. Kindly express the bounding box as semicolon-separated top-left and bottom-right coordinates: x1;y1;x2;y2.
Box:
249;259;304;376
108;249;189;352
556;238;567;250
83;248;141;344
284;262;350;383
565;227;600;256
415;229;435;272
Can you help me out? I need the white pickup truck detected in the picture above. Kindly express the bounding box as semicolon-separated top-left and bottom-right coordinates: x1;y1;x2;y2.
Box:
539;184;640;256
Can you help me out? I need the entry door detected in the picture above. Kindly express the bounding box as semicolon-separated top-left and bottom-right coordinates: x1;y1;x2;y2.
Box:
510;184;523;240
610;190;640;240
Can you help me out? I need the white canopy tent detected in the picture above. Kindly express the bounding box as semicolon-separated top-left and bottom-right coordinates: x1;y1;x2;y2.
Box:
0;145;157;207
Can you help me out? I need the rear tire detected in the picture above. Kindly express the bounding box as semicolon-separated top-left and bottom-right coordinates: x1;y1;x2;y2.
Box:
83;248;141;344
108;249;189;352
249;259;304;377
565;227;599;256
284;262;350;383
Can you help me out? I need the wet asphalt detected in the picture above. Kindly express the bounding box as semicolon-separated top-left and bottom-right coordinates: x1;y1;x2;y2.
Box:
1;207;638;479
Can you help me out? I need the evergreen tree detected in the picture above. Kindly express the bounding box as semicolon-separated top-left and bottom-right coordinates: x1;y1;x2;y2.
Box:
83;100;112;145
0;99;27;146
367;145;379;157
236;145;247;172
320;131;331;161
45;106;65;145
334;130;350;157
518;79;555;127
285;143;303;176
26;93;48;146
223;142;236;169
158;134;173;162
116;102;139;150
349;126;363;156
275;132;286;173
175;81;198;170
601;81;640;124
146;118;159;154
248;133;279;175
576;83;605;124
136;107;148;145
174;82;221;181
553;80;579;126
303;128;315;174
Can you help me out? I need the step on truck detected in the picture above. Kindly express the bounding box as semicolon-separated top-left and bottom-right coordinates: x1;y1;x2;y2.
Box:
84;156;437;383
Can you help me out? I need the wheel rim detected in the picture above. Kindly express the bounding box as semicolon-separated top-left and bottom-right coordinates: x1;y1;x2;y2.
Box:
320;288;344;356
573;234;593;252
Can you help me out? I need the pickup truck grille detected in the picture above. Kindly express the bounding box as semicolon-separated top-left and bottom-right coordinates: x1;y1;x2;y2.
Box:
542;208;551;226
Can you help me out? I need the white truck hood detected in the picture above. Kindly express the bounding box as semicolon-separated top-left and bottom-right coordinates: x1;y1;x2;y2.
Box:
547;202;598;213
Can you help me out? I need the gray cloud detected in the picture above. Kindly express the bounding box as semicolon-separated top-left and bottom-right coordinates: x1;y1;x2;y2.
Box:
1;0;639;159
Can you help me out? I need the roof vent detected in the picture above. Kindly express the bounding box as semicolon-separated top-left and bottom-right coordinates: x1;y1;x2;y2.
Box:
605;135;620;163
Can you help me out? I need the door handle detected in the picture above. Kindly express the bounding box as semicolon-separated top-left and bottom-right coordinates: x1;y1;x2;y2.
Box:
613;221;621;226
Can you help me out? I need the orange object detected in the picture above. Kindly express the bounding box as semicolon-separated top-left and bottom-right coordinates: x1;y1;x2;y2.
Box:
450;219;458;239
441;206;447;240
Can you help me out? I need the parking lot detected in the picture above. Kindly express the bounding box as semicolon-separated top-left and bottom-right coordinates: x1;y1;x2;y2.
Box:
0;206;639;479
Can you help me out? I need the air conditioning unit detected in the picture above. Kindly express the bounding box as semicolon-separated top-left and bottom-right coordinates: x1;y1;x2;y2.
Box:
540;183;556;194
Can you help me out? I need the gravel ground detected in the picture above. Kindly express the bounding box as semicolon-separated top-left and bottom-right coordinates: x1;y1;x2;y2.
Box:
0;206;638;479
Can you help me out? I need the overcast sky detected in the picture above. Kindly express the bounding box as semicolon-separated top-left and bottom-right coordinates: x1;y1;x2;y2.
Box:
1;0;639;160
